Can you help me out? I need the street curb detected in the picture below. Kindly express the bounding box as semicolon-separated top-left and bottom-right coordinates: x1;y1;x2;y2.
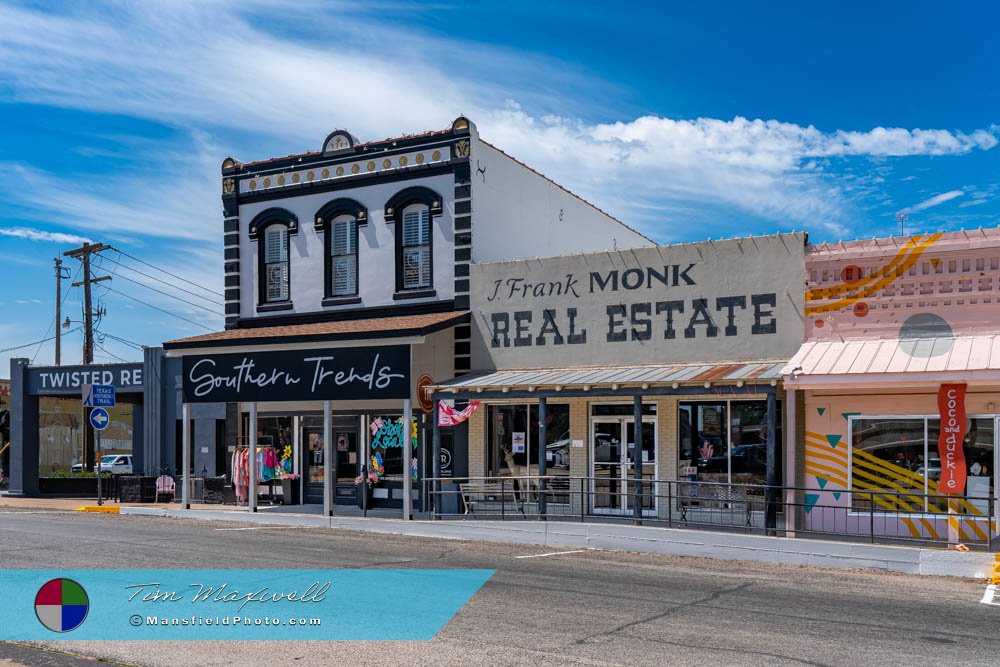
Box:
75;505;120;514
116;506;996;579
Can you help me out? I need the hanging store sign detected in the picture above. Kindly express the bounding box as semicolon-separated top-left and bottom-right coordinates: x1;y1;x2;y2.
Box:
936;383;968;495
181;345;410;403
469;233;806;369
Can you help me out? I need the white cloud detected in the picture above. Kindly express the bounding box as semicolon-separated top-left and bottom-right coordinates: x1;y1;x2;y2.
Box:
0;226;91;244
900;190;965;214
0;1;995;243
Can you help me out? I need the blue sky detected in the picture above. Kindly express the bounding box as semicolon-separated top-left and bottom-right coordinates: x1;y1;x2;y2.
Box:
1;1;997;372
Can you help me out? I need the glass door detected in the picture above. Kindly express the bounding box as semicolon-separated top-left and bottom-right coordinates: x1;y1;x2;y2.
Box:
625;420;657;512
301;417;325;504
592;420;623;512
591;418;657;514
334;428;360;504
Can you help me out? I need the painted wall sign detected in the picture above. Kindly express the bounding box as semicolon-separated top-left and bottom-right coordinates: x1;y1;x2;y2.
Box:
936;383;968;495
469;233;806;369
26;363;144;396
181;345;410;403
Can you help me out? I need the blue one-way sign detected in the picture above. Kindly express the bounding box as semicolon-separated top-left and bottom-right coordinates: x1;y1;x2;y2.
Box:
89;407;110;431
83;383;116;408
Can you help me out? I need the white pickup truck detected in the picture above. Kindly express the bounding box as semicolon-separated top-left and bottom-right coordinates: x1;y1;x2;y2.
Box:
72;454;133;474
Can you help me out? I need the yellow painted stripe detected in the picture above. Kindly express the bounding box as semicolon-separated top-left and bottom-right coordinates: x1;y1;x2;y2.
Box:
850;476;923;512
805;461;847;479
853;449;929;486
920;517;941;540
806;449;849;470
805;233;943;315
900;517;922;539
805;444;849;463
74;506;120;514
806;466;847;491
806;235;924;300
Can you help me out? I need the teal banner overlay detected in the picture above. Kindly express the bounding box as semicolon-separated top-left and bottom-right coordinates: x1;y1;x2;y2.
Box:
0;569;494;640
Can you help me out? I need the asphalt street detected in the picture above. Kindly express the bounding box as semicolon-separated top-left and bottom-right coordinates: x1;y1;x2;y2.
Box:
0;508;997;666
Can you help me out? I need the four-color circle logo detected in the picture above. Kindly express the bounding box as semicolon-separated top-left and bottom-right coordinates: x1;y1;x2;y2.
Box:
35;578;89;632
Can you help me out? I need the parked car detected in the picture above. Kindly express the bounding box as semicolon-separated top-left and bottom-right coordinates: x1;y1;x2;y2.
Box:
71;454;133;474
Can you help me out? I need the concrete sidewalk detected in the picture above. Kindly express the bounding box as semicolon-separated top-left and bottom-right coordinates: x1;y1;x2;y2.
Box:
2;494;994;578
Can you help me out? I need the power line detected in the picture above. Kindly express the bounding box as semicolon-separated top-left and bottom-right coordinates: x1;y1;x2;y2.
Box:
101;285;215;331
95;342;130;363
93;270;223;317
94;256;222;308
110;247;224;298
95;329;145;351
3;328;82;355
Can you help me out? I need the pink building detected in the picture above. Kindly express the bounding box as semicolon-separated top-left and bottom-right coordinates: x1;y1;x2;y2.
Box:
783;228;1000;544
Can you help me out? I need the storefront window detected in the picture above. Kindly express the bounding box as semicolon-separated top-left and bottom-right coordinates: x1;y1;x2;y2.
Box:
370;415;417;479
38;398;134;474
486;404;570;479
850;417;994;514
678;400;780;486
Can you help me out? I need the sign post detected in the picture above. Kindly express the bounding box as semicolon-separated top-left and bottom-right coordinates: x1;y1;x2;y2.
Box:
84;384;115;506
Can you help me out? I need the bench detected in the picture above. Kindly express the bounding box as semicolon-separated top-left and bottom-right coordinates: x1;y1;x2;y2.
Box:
459;482;527;516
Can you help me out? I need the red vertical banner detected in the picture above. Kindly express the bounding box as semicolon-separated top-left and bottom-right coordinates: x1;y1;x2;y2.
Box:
936;383;968;495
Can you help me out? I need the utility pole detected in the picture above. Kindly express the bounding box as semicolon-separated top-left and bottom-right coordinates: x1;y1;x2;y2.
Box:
53;258;69;365
63;242;111;468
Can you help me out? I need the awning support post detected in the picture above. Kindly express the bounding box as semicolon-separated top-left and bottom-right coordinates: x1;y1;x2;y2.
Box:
403;398;413;521
248;402;257;513
538;396;547;520
181;402;190;509
323;400;332;517
633;394;643;525
765;390;777;535
432;401;441;519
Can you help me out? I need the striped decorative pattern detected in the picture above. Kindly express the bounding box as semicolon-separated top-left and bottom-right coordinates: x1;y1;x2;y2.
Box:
805;429;994;541
453;155;472;374
223;216;240;328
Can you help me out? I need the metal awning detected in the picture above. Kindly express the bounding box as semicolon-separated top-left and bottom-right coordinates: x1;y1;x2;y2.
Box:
432;360;785;397
781;335;1000;387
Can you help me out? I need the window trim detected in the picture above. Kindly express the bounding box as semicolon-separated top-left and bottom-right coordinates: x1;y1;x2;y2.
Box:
315;198;367;302
384;186;442;295
249;207;298;309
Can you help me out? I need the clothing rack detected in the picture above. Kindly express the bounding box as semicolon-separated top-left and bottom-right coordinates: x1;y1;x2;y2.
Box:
231;445;280;506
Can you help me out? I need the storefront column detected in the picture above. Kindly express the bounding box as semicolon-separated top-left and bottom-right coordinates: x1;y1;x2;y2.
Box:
403;398;412;520
323;400;332;517
538;397;547;519
633;395;643;525
765;390;777;534
248;402;257;513
181;402;190;509
432;401;441;518
784;388;797;537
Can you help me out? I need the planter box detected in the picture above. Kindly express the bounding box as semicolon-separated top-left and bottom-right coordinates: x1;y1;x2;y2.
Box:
39;477;97;495
118;476;157;503
280;478;300;505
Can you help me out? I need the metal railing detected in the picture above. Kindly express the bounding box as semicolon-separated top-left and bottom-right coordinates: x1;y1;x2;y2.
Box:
422;475;996;550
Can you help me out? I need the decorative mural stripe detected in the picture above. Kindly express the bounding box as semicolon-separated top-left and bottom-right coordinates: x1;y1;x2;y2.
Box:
804;467;848;489
805;443;847;463
900;517;922;539
853;449;927;486
804;461;848;485
806;235;923;300
804;233;943;315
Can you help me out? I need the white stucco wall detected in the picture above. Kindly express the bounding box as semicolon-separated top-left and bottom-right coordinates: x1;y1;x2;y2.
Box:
470;140;651;262
238;173;456;318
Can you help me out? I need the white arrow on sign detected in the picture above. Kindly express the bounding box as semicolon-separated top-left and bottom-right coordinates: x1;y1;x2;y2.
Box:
93;412;108;426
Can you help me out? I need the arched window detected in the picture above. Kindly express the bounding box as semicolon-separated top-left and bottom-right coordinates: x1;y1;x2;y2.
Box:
329;214;358;296
401;203;431;290
385;186;441;297
249;207;297;309
263;225;289;302
315;198;366;304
